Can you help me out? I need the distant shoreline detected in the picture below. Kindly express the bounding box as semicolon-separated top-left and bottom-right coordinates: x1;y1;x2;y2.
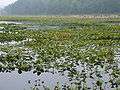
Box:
0;14;120;19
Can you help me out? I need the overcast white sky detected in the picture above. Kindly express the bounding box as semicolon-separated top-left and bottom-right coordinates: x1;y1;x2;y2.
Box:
0;0;17;8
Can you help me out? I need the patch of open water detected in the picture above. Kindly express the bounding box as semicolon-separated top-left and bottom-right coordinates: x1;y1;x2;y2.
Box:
0;21;61;30
0;21;22;25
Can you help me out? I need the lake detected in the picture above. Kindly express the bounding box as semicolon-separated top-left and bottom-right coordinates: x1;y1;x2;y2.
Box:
0;17;120;90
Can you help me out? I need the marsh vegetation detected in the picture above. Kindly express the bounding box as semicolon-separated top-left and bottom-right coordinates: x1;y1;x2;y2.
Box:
0;16;120;90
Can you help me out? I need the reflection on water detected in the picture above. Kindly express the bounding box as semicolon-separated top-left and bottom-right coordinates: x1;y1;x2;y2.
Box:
0;70;70;90
0;21;22;25
0;21;61;30
0;48;119;90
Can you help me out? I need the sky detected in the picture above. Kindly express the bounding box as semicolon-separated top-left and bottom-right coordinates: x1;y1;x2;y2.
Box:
0;0;17;8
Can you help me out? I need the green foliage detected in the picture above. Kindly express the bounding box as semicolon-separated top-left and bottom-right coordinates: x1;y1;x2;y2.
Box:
0;16;120;90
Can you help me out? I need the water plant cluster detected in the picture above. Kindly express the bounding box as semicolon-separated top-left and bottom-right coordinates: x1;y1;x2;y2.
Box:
0;16;120;90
